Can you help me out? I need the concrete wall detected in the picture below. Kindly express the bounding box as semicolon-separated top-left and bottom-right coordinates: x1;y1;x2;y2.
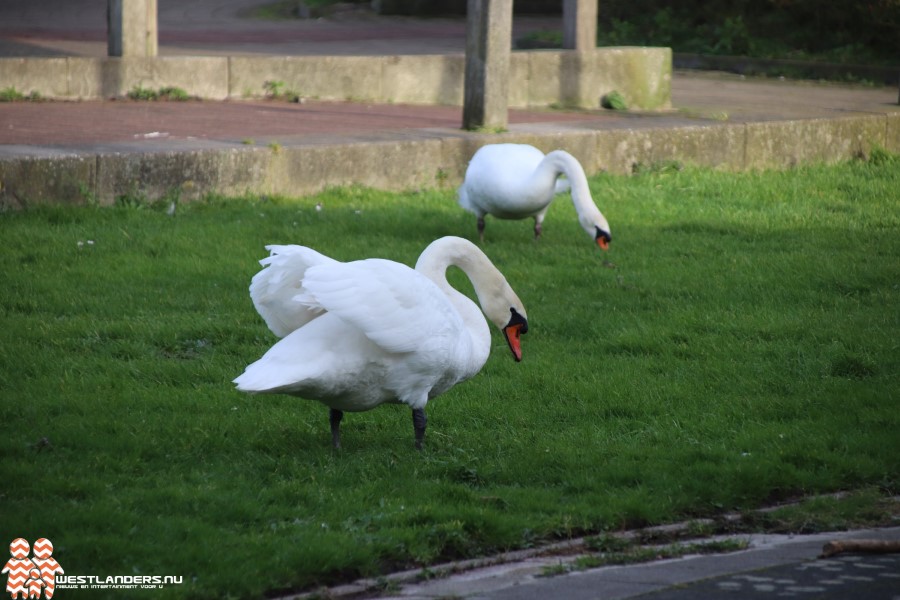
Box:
0;47;671;110
2;112;896;208
3;48;896;208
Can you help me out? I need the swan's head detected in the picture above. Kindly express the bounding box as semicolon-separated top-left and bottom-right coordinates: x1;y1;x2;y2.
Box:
423;235;529;361
502;307;528;362
578;208;612;251
595;226;612;251
578;210;612;250
479;287;527;362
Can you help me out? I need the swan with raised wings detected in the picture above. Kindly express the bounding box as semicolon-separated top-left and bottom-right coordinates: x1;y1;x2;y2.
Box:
458;143;612;249
233;236;528;450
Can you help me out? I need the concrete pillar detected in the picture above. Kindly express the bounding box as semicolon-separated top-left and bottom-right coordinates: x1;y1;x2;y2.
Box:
562;0;598;51
107;0;158;57
462;0;513;131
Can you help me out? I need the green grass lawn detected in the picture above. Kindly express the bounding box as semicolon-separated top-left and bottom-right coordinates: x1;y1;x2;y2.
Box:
1;153;898;598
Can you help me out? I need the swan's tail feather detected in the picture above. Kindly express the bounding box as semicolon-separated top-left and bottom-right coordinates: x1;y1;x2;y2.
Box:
233;355;312;395
233;370;286;394
457;184;470;211
249;245;338;338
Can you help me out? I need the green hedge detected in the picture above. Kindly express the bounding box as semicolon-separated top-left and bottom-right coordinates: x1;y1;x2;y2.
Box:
372;0;898;62
373;0;560;15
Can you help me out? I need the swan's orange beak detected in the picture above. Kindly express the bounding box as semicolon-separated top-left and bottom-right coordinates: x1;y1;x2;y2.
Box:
503;309;528;362
595;227;611;251
504;324;524;362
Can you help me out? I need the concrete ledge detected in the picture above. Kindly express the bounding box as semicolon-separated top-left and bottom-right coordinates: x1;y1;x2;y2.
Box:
744;116;887;170
592;122;746;174
0;48;671;110
229;55;385;101
0;151;96;206
588;47;673;111
0;57;72;97
1;113;895;208
383;55;465;105
0;56;230;100
101;57;230;100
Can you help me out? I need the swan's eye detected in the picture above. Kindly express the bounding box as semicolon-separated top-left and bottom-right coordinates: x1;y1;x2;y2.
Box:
508;307;528;334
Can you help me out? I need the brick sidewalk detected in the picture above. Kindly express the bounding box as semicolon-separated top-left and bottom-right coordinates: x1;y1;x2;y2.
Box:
0;99;618;147
2;74;895;148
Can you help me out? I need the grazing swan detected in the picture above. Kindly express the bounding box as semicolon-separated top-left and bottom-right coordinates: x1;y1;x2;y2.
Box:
458;143;612;249
233;236;528;450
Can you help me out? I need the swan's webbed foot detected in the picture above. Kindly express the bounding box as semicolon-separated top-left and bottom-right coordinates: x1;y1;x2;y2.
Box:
477;217;486;243
412;408;427;451
329;408;344;449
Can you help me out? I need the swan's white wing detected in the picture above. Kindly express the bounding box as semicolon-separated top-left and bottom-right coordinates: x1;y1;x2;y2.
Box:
249;244;340;338
233;314;389;409
465;144;544;193
460;144;552;217
302;258;462;355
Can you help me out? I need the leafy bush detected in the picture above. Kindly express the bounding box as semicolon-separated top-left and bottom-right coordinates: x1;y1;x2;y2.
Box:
0;87;42;102
126;85;192;101
514;0;898;66
597;0;898;63
601;91;628;110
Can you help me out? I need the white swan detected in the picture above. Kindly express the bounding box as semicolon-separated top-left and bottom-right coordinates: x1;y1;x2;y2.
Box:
458;143;611;249
233;236;528;450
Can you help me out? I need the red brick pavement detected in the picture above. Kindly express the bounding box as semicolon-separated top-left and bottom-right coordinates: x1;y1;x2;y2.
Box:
0;99;615;147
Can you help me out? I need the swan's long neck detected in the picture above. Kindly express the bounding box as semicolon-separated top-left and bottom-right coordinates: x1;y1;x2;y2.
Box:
539;150;598;220
414;238;494;369
417;237;496;310
415;237;521;330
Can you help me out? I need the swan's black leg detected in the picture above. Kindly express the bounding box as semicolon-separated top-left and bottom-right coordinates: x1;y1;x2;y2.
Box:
412;408;427;451
534;219;543;240
477;217;486;242
329;408;344;449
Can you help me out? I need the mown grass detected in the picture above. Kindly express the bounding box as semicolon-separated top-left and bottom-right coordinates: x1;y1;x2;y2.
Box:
1;154;898;598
